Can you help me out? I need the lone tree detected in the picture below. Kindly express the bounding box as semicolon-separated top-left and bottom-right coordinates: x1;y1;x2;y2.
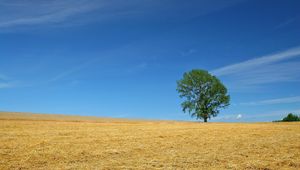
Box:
177;69;230;122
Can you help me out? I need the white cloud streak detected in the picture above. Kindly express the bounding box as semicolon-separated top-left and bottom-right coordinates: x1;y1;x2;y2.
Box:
0;74;14;88
240;96;300;106
0;74;8;80
210;46;300;88
213;109;300;122
236;114;242;119
48;59;148;83
0;0;103;29
274;17;299;30
233;61;300;85
48;56;103;83
0;82;14;88
212;46;300;76
0;0;245;30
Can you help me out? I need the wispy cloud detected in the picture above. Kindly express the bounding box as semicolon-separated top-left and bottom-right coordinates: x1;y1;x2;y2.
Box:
212;46;300;76
233;61;300;85
49;59;148;83
274;16;299;30
211;46;300;87
0;0;245;31
0;82;15;88
213;109;300;122
240;96;300;106
48;58;99;83
0;74;8;81
0;73;15;88
125;62;148;74
211;114;245;121
0;0;101;29
213;114;243;121
180;49;197;57
247;109;300;118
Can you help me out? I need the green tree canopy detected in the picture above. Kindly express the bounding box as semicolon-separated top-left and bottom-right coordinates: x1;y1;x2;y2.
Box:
177;69;230;122
282;113;300;122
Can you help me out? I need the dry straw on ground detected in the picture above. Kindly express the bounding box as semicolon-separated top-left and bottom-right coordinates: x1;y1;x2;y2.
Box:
1;112;300;169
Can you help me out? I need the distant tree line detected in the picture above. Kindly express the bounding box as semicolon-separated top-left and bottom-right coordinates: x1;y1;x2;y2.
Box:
273;113;300;122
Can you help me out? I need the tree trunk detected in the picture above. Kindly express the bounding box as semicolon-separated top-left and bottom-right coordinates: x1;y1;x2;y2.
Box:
203;112;208;123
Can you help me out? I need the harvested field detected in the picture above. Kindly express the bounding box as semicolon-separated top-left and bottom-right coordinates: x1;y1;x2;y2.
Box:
1;112;300;169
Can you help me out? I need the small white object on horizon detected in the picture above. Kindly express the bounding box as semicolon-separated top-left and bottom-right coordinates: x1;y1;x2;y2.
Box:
236;114;242;119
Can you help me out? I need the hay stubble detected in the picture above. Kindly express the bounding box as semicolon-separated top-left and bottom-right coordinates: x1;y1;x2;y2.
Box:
0;112;300;169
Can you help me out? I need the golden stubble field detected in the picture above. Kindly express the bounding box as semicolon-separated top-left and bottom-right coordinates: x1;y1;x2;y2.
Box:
1;112;300;169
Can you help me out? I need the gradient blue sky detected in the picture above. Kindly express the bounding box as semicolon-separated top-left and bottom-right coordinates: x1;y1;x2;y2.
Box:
1;0;300;122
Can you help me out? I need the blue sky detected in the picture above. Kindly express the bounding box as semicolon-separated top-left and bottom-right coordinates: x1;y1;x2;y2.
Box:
1;0;300;122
